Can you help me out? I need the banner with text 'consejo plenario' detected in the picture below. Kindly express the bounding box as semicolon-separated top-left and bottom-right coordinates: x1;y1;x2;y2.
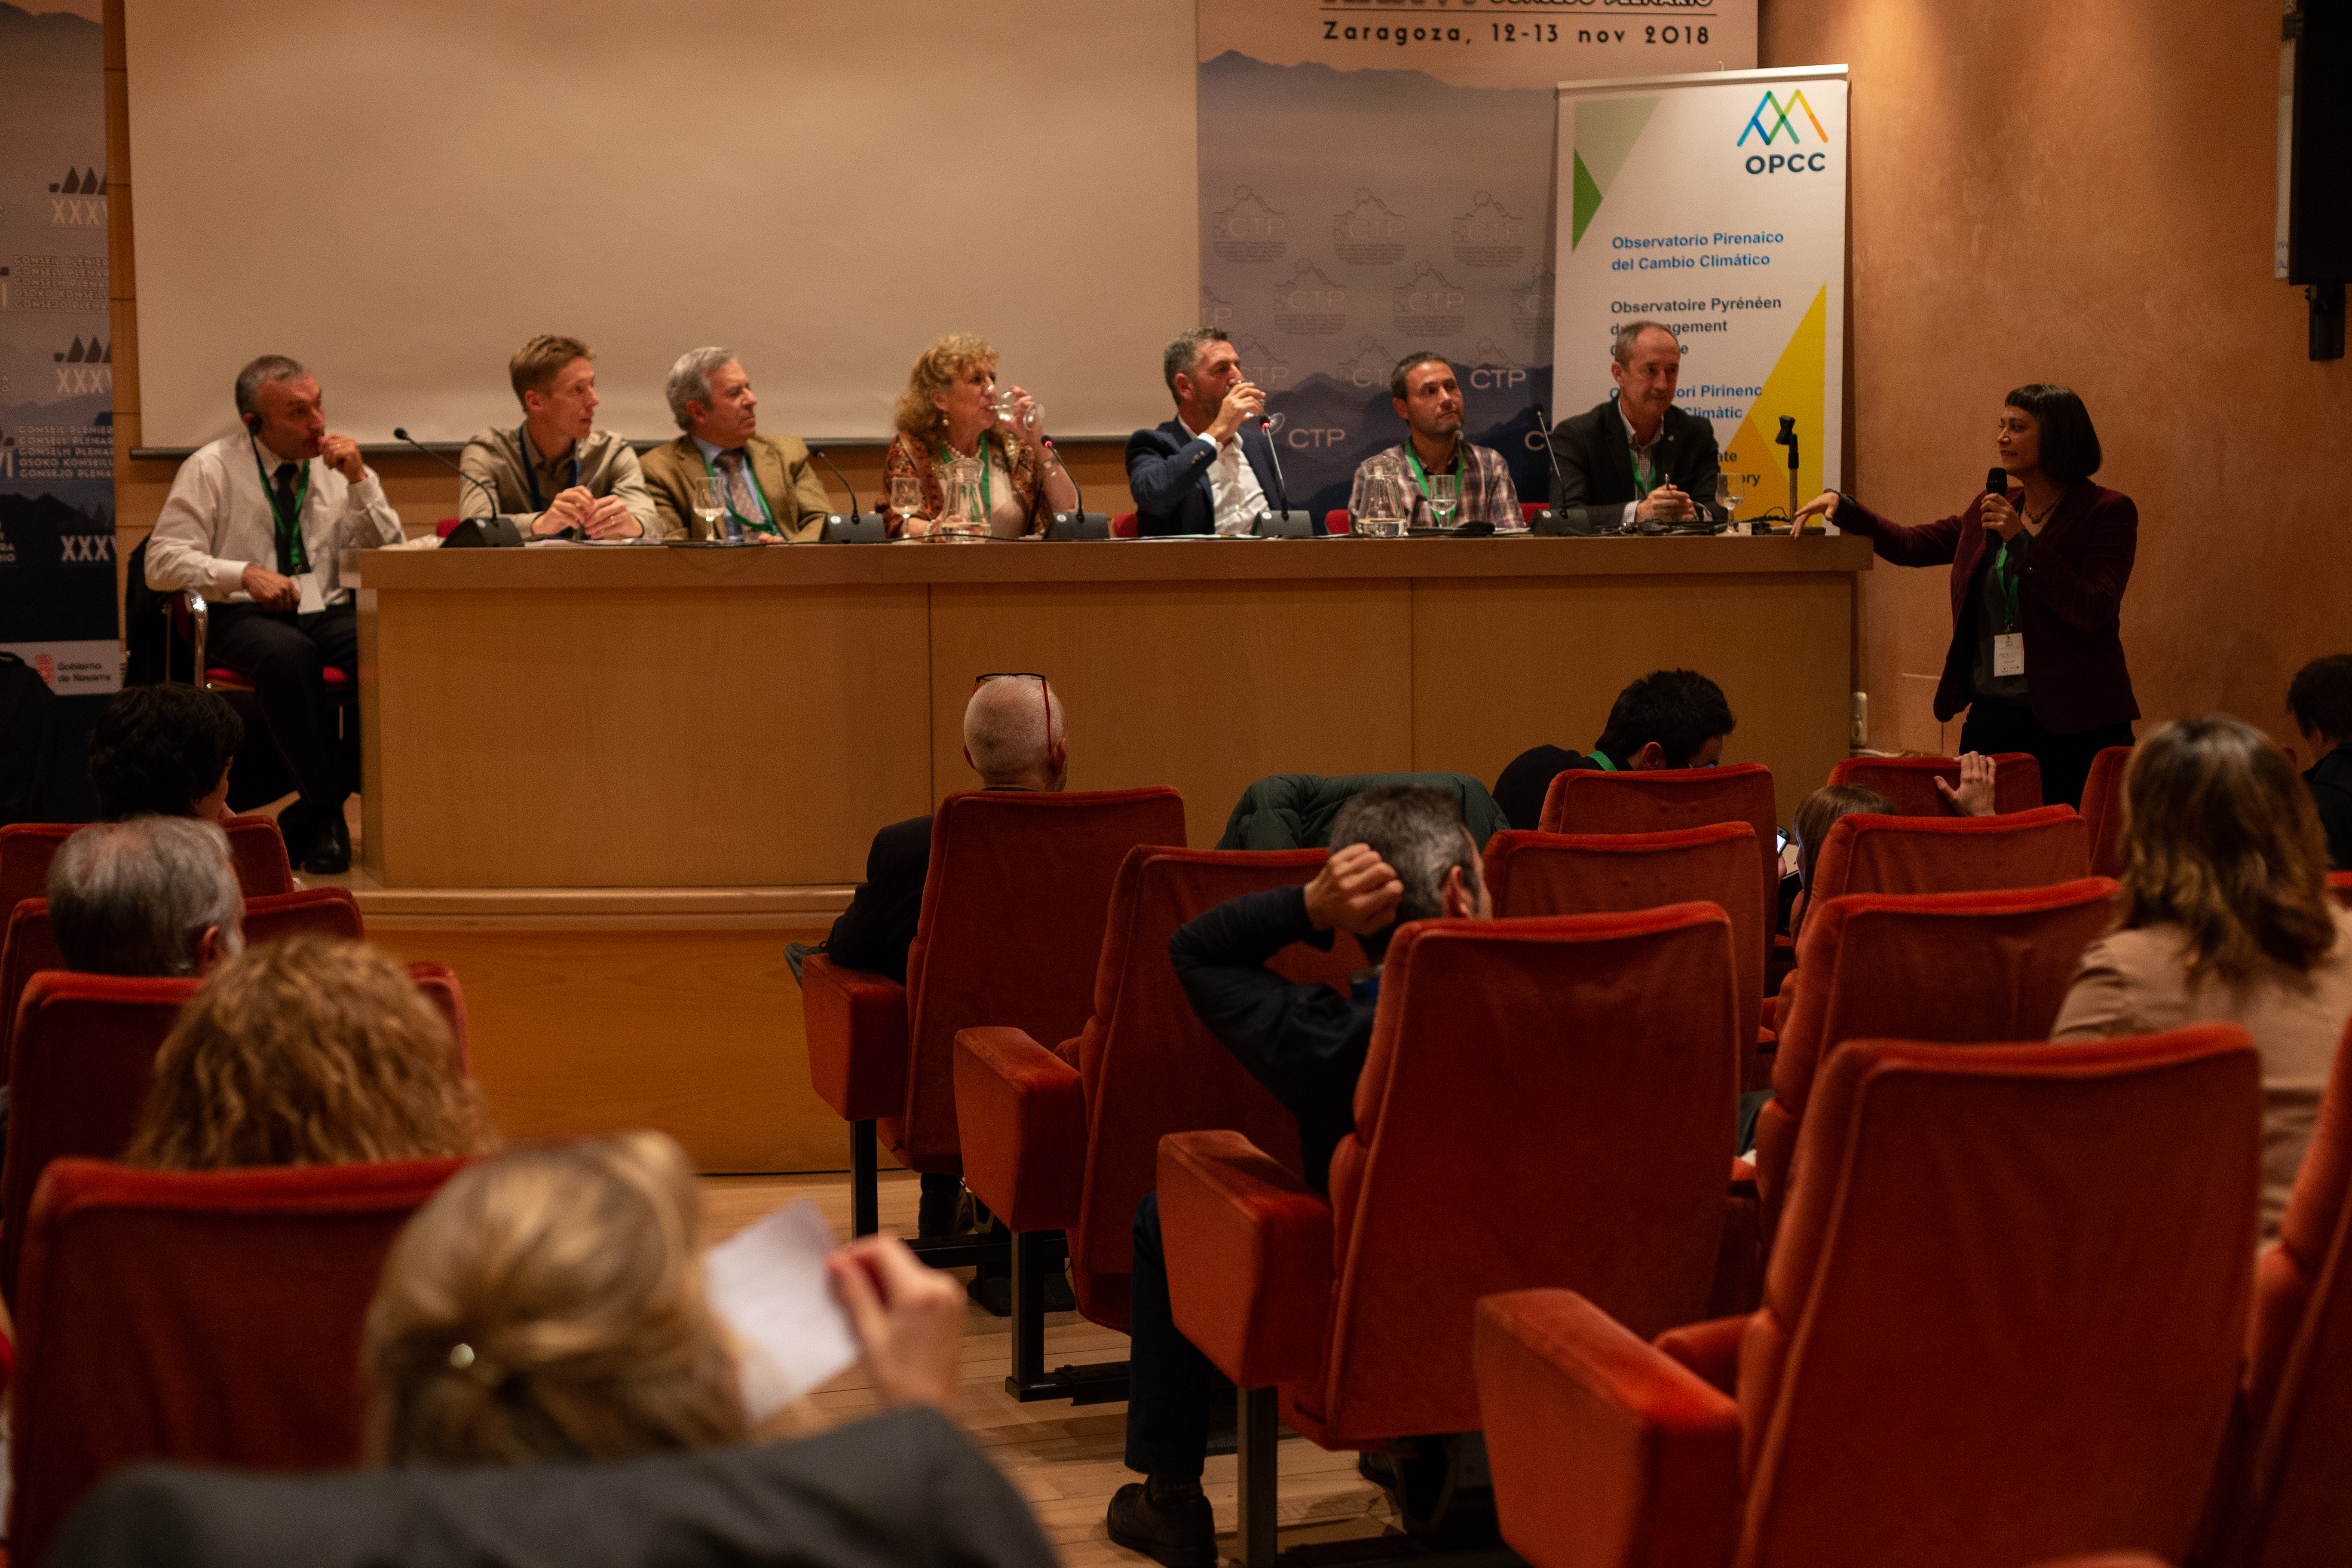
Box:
1554;67;1847;518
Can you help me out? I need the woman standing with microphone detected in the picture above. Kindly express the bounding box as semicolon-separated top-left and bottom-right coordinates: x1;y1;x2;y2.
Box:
1792;383;2137;808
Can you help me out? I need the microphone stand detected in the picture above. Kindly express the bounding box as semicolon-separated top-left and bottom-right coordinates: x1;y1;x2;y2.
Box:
1257;417;1298;532
807;447;866;526
1041;436;1088;538
392;427;505;521
1531;401;1569;530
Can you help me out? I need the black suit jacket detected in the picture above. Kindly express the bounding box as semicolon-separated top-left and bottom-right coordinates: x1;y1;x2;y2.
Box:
1124;418;1285;536
1539;397;1721;536
828;815;931;985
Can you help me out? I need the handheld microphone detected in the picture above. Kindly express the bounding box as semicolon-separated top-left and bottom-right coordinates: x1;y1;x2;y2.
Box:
393;427;504;521
1985;466;2007;498
1531;401;1568;528
807;447;863;521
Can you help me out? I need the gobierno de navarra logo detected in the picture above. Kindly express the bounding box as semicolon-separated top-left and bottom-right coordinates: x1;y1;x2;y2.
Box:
1736;89;1830;176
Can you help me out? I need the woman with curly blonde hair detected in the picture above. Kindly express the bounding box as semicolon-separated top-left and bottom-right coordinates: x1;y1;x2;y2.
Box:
126;934;491;1171
2053;716;2352;1238
363;1131;968;1465
882;332;1077;538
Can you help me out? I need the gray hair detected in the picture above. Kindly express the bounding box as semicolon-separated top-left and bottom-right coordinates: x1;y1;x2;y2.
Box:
47;817;244;978
962;676;1065;782
665;347;738;431
1389;352;1453;401
1611;320;1677;367
233;355;309;420
1327;785;1482;928
1162;328;1231;400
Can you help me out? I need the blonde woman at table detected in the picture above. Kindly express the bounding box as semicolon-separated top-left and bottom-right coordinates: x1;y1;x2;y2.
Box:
881;334;1078;539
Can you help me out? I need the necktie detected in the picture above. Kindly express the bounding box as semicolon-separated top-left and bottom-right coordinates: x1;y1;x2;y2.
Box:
718;450;760;541
273;463;301;574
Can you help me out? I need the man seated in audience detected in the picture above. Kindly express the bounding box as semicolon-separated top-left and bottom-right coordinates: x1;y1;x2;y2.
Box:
459;334;656;540
86;684;242;822
363;1130;965;1463
824;674;1067;1236
1490;668;1736;830
48;817;245;978
640;348;832;542
2289;653;2352;868
125;935;494;1171
145;355;403;873
1109;786;1490;1567
1348;353;1520;530
1538;319;1721;536
1126;328;1282;536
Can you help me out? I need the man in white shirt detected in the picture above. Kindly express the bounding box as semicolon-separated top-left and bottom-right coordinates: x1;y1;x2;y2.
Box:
145;355;405;873
1124;329;1287;537
457;335;655;539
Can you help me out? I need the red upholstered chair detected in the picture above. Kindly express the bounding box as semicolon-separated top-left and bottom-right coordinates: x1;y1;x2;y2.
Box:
2077;744;2135;878
240;885;364;946
0;896;66;1072
8;1155;463;1568
2218;1014;2352;1567
1484;824;1771;1088
1520;501;1549;527
1805;803;2089;907
1828;751;2044;815
953;846;1362;1401
0;817;294;913
169;589;355;700
1475;1026;2262;1568
802;787;1187;1241
407;961;472;1075
1110;511;1139;538
2328;870;2352;910
1323;509;1353;535
1754;877;2119;1244
1159;903;1744;1565
1;973;201;1308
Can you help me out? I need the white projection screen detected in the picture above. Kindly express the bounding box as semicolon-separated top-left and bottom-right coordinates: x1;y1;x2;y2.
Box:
122;0;1198;450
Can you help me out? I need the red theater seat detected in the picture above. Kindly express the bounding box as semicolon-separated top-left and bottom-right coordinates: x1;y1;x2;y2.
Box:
8;1156;464;1568
0;815;293;917
1476;1026;2260;1568
802;788;1186;1240
1159;903;1743;1563
1829;751;2044;815
1754;878;2118;1244
1110;511;1139;538
2223;1013;2352;1567
1805;803;2089;906
952;845;1360;1400
2077;744;2135;878
2328;870;2351;911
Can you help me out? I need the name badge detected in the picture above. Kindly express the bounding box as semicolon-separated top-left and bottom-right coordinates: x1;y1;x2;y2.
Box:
292;572;326;614
1993;632;2024;678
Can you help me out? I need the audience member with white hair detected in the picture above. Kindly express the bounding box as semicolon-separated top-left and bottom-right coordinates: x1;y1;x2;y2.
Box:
46;815;245;977
819;673;1068;1237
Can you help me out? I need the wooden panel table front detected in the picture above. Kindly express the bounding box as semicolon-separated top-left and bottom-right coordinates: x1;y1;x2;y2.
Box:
350;535;1872;890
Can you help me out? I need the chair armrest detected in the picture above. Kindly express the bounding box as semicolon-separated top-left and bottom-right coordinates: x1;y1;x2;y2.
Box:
1655;1314;1749;1398
1158;1129;1333;1390
800;955;909;1121
1474;1290;1743;1568
952;1026;1087;1232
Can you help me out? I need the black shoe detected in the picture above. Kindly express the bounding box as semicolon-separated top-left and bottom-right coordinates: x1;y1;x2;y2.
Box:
301;808;351;875
1107;1481;1216;1568
917;1181;974;1240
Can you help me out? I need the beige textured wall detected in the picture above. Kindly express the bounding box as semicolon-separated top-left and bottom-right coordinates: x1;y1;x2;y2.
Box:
1764;0;2351;756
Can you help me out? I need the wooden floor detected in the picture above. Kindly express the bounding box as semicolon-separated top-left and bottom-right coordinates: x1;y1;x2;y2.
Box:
701;1169;1402;1568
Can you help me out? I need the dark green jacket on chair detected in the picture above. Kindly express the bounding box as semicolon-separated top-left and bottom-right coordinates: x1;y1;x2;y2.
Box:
1216;772;1510;852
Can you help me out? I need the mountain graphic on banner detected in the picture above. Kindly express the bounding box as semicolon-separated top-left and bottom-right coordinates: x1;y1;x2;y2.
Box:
1721;285;1827;518
1569;95;1658;249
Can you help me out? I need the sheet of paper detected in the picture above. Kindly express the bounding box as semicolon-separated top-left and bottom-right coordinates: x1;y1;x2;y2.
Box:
291;572;325;613
703;1197;860;1419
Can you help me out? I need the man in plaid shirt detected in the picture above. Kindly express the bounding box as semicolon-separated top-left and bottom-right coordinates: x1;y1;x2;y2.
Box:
1346;353;1521;530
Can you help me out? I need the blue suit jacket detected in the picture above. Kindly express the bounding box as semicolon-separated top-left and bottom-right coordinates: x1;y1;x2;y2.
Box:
1124;417;1285;536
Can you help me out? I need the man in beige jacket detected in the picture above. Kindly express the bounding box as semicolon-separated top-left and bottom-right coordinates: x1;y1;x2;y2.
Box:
640;347;832;542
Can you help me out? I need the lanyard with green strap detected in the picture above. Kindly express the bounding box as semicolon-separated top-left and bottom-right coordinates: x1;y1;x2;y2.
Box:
248;436;310;573
1990;536;2024;630
699;447;778;535
1590;751;1617;772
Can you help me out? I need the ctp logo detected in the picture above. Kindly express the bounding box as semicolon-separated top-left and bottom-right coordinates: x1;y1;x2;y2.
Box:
1736;89;1830;175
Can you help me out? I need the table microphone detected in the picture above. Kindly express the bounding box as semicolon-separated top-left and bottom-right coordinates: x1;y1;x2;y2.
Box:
1042;435;1087;535
807;446;864;524
1257;416;1295;524
392;426;502;520
1531;400;1569;520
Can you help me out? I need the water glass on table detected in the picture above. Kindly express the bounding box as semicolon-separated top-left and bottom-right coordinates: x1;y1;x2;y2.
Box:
689;476;727;540
888;474;926;534
1424;472;1460;531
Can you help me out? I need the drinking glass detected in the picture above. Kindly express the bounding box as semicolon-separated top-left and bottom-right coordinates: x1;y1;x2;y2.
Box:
1356;469;1408;538
1424;472;1460;531
1718;466;1748;536
888;474;925;532
689;475;725;539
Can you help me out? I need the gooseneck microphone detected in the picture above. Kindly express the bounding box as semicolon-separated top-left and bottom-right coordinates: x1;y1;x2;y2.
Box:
807;447;863;521
1531;401;1569;525
393;427;503;520
1257;416;1294;523
1041;436;1087;533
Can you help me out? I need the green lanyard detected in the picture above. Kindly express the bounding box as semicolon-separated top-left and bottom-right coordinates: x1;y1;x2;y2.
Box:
699;447;777;535
937;436;994;517
1990;537;2023;630
1591;751;1618;772
1405;441;1464;503
1626;435;1654;496
248;437;310;573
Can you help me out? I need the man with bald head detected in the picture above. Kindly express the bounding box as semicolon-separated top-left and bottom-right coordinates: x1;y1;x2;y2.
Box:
823;674;1069;1236
1539;319;1722;536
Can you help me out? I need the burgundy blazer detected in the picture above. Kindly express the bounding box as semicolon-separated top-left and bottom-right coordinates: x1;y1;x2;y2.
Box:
1838;483;2139;734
